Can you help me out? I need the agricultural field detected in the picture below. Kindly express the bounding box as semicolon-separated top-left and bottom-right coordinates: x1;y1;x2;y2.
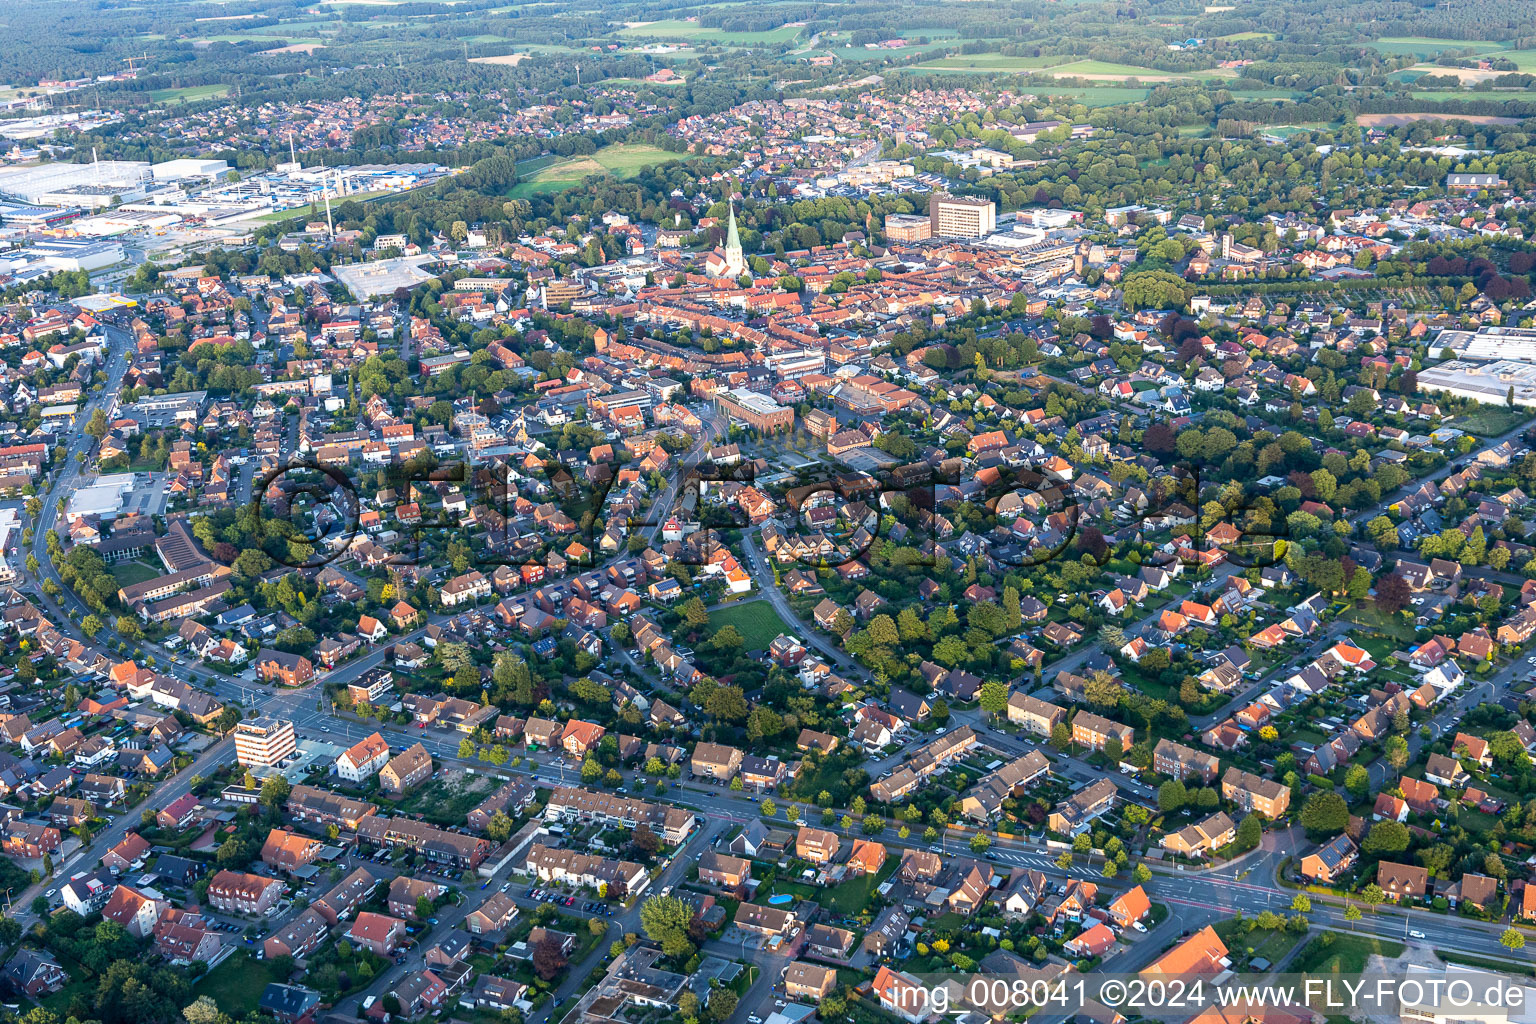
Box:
1372;36;1508;57
1497;48;1536;70
196;32;326;45
1401;89;1536;102
617;19;804;46
804;40;957;62
1357;111;1524;125
913;53;1074;72
1258;122;1337;137
910;54;1232;80
1218;31;1274;40
1040;59;1234;80
507;143;697;198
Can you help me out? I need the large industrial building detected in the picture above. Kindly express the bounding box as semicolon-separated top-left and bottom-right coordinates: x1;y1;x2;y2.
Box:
0;160;153;208
1435;326;1536;363
1417;359;1536;409
333;255;439;300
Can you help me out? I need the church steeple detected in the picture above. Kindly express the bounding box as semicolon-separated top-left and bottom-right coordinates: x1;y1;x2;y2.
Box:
724;199;744;277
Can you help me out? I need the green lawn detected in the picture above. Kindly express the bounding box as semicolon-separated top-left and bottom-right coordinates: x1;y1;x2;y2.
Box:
1340;603;1415;643
507;144;697;199
110;560;163;589
149;84;231;103
708;601;796;652
1219;31;1274;40
1292;933;1406;974
193;953;288;1016
823;858;898;915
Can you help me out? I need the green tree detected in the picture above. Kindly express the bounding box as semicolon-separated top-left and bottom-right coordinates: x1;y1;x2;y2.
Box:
1362;820;1409;855
1300;792;1349;838
978;681;1009;718
639;895;695;959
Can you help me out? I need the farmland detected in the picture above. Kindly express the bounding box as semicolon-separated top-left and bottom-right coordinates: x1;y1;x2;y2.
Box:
617;19;804;46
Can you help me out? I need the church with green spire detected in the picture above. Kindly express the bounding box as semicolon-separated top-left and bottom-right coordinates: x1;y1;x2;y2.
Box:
708;200;746;278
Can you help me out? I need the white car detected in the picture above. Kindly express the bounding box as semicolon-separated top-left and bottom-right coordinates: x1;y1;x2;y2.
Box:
1409;930;1426;940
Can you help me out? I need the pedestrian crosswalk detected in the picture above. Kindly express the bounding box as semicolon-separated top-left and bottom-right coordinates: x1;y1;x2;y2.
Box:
988;848;1060;870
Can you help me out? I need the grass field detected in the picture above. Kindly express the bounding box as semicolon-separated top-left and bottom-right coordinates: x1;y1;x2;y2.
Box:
708;600;795;652
1497;49;1536;70
1218;31;1274;40
1373;36;1508;57
193;953;289;1016
1292;933;1405;974
617;19;802;45
1449;405;1535;437
149;84;231;103
111;560;163;589
823;858;898;915
507;143;696;198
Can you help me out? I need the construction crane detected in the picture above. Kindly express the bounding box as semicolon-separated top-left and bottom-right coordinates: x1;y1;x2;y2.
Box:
121;53;152;73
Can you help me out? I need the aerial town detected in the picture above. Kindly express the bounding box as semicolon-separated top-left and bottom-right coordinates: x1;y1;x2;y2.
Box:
6;3;1536;1024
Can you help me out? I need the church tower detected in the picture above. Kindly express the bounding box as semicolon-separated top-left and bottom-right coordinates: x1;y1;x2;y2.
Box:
724;200;745;278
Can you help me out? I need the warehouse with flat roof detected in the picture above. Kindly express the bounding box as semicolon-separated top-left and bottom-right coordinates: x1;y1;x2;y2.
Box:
1417;359;1536;409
